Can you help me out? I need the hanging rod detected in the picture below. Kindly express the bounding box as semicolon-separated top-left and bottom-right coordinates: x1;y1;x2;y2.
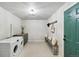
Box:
47;20;57;27
49;20;57;24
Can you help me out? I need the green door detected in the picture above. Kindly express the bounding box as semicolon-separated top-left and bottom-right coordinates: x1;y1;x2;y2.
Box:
64;3;79;57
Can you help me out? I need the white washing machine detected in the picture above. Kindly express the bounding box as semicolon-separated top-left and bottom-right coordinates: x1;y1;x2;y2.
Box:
0;37;20;57
13;36;24;55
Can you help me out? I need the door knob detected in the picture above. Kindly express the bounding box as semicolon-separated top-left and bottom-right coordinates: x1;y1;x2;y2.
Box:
64;35;66;41
63;38;66;41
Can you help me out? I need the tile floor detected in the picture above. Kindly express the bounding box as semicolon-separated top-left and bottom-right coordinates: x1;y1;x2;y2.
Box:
20;41;58;57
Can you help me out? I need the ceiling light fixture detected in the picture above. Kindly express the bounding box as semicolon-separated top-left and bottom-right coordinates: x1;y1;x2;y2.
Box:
29;8;37;16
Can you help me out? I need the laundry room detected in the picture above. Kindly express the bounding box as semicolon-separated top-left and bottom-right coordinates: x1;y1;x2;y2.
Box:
0;1;78;57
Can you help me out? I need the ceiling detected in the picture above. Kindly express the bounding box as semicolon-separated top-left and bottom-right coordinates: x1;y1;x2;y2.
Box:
0;2;65;20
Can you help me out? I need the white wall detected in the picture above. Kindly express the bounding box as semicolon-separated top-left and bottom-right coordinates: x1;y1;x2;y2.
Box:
22;20;48;42
48;2;77;56
0;7;21;40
